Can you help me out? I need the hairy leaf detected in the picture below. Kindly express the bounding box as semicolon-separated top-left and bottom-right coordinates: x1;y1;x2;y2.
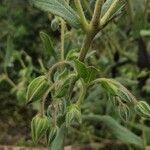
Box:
26;75;50;103
40;31;56;58
86;66;99;83
101;0;125;19
31;0;81;28
74;60;88;80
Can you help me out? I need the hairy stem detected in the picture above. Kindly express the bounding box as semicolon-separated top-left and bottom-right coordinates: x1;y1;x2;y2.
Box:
79;0;103;62
91;0;103;29
74;0;90;32
40;84;56;117
100;0;119;27
60;18;65;61
78;32;95;61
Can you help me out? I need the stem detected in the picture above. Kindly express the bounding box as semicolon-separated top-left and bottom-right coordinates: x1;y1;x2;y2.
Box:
60;18;65;61
100;0;119;27
78;33;95;62
40;84;56;117
91;0;103;29
79;0;103;62
74;0;90;32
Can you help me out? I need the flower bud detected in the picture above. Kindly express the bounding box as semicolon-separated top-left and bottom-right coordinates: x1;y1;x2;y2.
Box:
26;76;50;104
51;17;59;31
135;101;150;118
55;78;69;98
31;114;49;143
118;104;130;122
65;104;82;126
100;80;118;95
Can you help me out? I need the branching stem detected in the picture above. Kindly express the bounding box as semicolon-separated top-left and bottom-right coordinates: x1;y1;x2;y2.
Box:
40;83;56;117
79;0;103;62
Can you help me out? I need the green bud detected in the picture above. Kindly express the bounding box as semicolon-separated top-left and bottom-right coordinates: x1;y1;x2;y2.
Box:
99;79;136;104
118;104;130;122
65;104;82;126
46;126;59;146
100;80;118;95
31;114;49;144
51;17;59;31
47;105;53;118
135;101;150;118
55;78;69;98
26;76;50;104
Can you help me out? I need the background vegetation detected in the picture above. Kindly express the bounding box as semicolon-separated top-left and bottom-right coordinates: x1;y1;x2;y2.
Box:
0;0;150;149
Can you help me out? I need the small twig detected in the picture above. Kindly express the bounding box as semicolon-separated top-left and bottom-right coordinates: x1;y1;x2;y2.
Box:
60;18;66;61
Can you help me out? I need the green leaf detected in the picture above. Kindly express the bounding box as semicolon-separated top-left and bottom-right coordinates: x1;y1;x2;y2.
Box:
31;0;81;28
100;79;118;95
55;78;70;98
74;60;88;80
66;104;82;126
31;114;49;144
135;101;150;118
86;66;99;83
98;78;136;104
26;75;50;104
118;104;131;122
40;31;56;59
101;0;113;16
66;48;79;60
84;115;144;148
54;73;75;98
